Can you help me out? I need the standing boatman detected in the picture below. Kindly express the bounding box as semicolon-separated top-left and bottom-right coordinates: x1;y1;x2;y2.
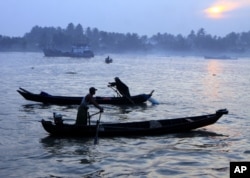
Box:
75;87;104;125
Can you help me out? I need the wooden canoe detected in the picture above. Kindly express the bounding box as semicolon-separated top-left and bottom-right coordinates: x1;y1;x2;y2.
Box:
41;109;228;137
17;87;154;105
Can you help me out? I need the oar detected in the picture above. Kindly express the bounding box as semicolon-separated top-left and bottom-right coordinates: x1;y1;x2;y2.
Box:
88;111;101;125
122;93;135;105
108;86;135;105
94;113;102;145
89;111;101;118
108;85;122;97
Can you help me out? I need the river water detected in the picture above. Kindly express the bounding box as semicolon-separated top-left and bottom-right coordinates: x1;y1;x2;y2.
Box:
0;52;249;177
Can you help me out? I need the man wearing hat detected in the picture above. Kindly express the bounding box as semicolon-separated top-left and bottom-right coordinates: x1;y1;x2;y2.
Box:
75;87;104;125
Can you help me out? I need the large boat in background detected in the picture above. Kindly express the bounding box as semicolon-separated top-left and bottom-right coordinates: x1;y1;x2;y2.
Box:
204;55;237;60
43;44;94;58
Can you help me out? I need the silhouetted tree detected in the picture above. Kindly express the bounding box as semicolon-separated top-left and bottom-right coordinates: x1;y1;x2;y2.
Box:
1;22;250;55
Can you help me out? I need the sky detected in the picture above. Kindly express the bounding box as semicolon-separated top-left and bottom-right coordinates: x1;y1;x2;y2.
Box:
0;0;250;37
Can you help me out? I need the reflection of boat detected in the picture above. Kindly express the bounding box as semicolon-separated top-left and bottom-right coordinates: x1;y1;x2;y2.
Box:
41;109;229;137
204;55;237;60
43;45;94;58
17;88;154;105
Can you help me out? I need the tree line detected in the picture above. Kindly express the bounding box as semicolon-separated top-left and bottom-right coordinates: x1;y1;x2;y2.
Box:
0;23;250;56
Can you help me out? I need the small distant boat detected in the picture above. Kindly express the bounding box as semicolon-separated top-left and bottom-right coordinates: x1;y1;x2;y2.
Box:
41;109;229;137
105;56;113;64
43;44;94;58
204;55;237;60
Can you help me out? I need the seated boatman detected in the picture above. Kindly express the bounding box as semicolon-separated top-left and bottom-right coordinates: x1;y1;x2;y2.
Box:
108;77;131;98
75;87;104;125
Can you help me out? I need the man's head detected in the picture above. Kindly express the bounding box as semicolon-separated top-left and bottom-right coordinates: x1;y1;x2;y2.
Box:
89;87;97;95
114;77;120;82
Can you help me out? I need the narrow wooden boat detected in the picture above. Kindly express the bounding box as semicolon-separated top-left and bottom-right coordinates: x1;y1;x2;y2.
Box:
41;109;228;137
17;88;154;105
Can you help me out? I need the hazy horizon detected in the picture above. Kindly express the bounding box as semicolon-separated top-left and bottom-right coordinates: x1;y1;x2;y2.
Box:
1;0;250;37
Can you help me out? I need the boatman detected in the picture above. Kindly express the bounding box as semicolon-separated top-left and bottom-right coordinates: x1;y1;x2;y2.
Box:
108;77;131;98
75;87;104;125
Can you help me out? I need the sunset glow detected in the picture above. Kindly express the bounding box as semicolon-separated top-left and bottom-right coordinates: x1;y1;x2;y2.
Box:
205;5;226;18
204;0;245;19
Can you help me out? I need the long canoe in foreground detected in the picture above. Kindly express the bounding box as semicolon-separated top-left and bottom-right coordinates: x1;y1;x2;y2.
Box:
17;87;154;105
41;109;228;137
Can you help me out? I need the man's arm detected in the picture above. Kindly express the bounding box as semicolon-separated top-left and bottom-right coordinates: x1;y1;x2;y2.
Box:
89;96;103;111
108;82;116;87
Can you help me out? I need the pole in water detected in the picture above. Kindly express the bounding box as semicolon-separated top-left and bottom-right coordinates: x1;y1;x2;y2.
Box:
94;113;102;144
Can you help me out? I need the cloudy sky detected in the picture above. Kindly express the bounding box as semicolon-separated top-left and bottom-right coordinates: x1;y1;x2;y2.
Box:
1;0;250;37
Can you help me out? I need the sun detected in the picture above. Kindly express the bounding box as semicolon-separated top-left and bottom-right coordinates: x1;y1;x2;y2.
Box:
210;6;224;14
204;1;240;19
204;5;226;19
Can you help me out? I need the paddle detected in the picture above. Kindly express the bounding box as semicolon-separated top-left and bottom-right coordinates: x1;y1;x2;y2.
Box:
108;85;122;97
94;112;102;145
108;85;135;105
88;111;101;125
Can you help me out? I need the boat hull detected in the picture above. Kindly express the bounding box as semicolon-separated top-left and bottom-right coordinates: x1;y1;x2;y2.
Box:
41;109;228;137
17;88;153;105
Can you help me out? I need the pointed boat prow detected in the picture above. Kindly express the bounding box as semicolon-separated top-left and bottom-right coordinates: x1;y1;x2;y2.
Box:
216;109;229;115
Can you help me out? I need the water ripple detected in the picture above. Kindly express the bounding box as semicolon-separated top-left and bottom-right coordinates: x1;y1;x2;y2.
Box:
0;53;250;177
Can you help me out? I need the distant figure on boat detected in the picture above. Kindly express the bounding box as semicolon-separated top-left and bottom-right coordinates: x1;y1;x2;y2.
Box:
75;87;103;125
105;56;113;64
108;77;131;98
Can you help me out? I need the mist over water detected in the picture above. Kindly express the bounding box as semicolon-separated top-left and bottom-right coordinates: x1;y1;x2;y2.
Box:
0;52;250;177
